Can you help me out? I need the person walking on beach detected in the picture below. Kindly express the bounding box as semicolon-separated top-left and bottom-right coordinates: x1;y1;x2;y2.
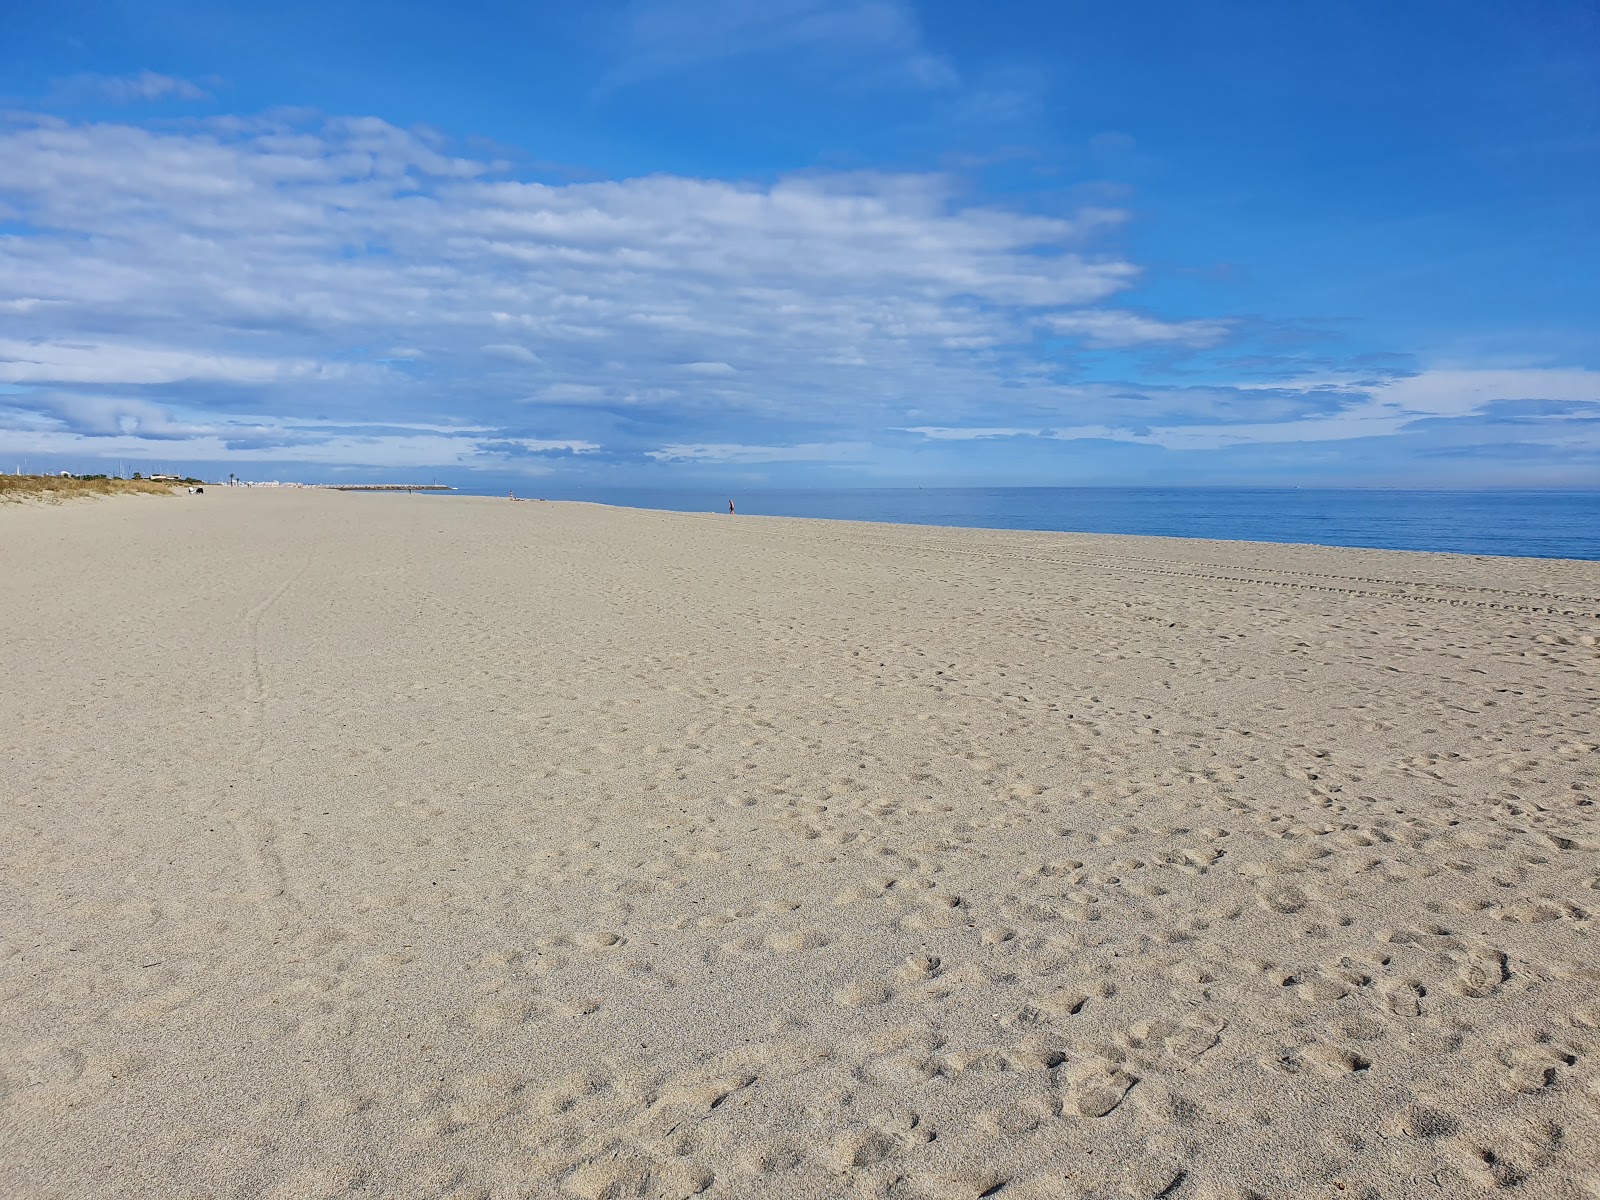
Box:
728;499;735;515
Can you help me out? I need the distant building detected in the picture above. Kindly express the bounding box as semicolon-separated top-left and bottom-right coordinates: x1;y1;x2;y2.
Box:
149;474;180;482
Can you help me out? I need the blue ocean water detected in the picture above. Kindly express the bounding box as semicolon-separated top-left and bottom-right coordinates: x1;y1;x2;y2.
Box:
445;487;1600;561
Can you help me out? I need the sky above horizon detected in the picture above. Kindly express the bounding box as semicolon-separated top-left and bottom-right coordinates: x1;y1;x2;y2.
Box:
1;0;1597;488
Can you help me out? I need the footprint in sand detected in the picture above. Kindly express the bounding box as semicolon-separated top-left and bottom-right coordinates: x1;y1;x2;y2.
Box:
1269;1041;1371;1077
1161;1014;1227;1062
1451;946;1508;998
896;952;942;982
564;1154;711;1200
1383;979;1427;1016
834;981;893;1007
766;928;828;952
1499;1042;1577;1094
1065;1058;1138;1117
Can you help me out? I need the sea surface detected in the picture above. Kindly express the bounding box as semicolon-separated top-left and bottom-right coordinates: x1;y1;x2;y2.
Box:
442;487;1600;561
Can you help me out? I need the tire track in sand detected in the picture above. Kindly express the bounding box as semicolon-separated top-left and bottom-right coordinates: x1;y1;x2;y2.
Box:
231;555;314;920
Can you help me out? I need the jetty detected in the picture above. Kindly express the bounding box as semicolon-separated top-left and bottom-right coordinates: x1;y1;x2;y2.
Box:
322;484;454;492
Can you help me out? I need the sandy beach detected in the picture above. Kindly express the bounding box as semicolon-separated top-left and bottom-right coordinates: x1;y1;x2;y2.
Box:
2;488;1597;1199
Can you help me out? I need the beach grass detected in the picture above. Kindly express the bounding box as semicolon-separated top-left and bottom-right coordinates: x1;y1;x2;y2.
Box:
0;474;187;503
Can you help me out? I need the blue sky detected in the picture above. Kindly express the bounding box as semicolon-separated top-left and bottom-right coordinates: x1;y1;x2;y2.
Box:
1;0;1596;487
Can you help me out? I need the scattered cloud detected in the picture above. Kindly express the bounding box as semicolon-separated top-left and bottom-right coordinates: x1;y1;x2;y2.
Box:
0;338;352;385
903;367;1600;452
1042;309;1233;349
603;0;956;91
647;441;869;463
53;71;211;104
1;390;593;472
480;437;601;455
529;384;609;404
1370;368;1600;417
0;110;1593;480
0;111;1149;469
902;425;1042;440
482;343;542;364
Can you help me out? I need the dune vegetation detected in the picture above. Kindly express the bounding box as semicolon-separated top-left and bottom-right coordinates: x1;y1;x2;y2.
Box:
0;474;191;504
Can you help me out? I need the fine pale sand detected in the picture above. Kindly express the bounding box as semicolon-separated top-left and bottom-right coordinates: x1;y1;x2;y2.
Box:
3;489;1598;1200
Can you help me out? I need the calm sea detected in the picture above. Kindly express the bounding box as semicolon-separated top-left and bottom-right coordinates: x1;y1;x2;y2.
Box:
442;487;1600;561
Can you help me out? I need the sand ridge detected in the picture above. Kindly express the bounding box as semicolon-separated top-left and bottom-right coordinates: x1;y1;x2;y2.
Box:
2;489;1597;1198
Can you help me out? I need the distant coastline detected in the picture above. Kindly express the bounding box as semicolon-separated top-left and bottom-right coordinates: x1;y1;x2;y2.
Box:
434;485;1600;561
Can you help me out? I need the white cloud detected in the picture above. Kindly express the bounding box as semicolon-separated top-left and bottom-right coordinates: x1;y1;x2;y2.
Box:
648;441;868;462
0;338;345;385
482;343;542;363
0;392;596;472
0;298;65;314
531;384;609;404
1144;368;1600;450
0;119;1132;345
1042;309;1233;348
905;423;1135;442
905;367;1600;452
2;428;554;470
29;392;225;439
604;0;956;91
4;110;1585;478
1371;368;1600;416
902;425;1040;440
510;438;600;453
0;111;1149;472
55;72;211;104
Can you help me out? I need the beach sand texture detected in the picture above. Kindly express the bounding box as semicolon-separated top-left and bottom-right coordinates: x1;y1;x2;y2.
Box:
2;489;1598;1199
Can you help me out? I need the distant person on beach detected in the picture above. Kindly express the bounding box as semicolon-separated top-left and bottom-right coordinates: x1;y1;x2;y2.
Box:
729;500;735;515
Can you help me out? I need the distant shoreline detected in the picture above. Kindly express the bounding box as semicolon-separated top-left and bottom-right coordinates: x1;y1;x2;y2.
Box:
425;484;1600;561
